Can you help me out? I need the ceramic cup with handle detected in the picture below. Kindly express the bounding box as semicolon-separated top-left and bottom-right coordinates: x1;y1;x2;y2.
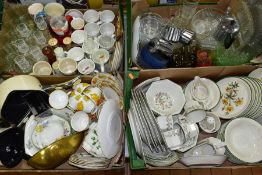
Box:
71;111;90;132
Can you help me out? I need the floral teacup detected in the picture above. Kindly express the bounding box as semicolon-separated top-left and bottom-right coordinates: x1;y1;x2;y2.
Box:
82;123;105;157
73;83;90;94
83;86;102;105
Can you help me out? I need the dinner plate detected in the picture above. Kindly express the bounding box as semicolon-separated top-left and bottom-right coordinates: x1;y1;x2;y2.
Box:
248;68;262;81
184;77;220;110
31;115;71;149
212;77;251;119
225;118;262;163
24;115;39;156
97;100;123;159
146;79;185;116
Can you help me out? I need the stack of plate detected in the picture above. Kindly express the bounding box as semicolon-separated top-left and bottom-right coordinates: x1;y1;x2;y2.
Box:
217;118;262;164
212;76;262;120
129;90;178;167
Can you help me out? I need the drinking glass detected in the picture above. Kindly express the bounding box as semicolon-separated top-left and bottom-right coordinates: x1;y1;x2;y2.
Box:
32;31;46;45
181;0;199;25
14;55;32;73
34;16;47;30
29;46;47;62
12;39;29;54
16;23;31;38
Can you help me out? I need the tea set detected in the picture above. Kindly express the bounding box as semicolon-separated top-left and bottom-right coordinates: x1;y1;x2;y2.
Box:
0;73;123;169
128;68;262;167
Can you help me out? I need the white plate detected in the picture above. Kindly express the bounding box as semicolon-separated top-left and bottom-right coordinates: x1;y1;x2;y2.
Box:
184;78;220;110
225;118;262;163
180;155;227;167
146;79;185;116
211;77;251;119
248;68;262;81
31;115;71;149
24;115;39;156
97;100;123;159
128;107;142;156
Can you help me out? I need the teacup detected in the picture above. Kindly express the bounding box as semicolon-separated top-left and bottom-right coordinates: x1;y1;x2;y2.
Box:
100;10;115;23
83;86;102;105
100;23;115;36
199;112;221;133
32;61;52;75
83;9;99;23
71;18;85;30
70;111;90;132
82;123;105;157
67;47;85;62
58;58;77;75
97;35;115;51
92;49;110;72
77;59;96;75
73;83;90;94
71;30;87;45
49;89;69;110
82;38;99;55
184;100;206;123
68;90;96;113
84;23;100;37
54;47;65;60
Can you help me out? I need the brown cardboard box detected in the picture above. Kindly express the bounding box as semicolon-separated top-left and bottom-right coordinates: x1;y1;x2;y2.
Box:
0;75;125;174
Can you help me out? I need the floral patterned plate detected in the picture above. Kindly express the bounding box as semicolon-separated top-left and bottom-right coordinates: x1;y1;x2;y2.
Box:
211;77;251;119
24;115;39;156
248;68;262;81
31;115;71;149
146;79;185;116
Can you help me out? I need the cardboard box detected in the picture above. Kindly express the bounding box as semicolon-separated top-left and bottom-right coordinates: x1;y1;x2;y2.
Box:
0;75;125;174
126;65;262;173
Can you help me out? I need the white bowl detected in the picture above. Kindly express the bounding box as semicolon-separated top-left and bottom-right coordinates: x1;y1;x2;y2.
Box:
100;10;115;23
100;23;115;36
32;61;52;75
49;90;69;109
70;18;85;30
67;47;85;62
83;9;99;23
65;9;84;19
44;3;65;18
77;59;95;75
225;118;262;163
84;23;100;37
58;58;77;75
71;30;87;45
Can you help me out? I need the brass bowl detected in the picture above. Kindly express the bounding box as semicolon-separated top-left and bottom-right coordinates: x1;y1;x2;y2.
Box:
28;131;85;169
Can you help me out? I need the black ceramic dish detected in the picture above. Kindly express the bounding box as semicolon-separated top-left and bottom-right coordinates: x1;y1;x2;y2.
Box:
0;127;24;168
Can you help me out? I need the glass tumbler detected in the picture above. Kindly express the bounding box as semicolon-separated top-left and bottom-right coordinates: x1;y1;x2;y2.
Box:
16;23;31;38
34;16;47;30
12;39;30;54
181;0;199;25
33;31;46;45
29;46;46;62
14;55;32;73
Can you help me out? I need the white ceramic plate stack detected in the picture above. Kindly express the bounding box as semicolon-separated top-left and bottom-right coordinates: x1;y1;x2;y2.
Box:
217;118;262;164
212;76;262;120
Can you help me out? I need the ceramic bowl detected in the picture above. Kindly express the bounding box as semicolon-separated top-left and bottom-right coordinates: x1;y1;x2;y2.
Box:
49;89;69;109
32;61;52;75
65;9;84;19
97;35;115;50
71;30;87;45
84;23;100;37
83;9;99;23
28;3;44;16
146;79;186;116
68;90;96;113
180;155;227;167
225;118;262;163
31;115;71;149
0;127;24;168
44;3;65;18
71;111;90;132
77;59;96;75
28;131;84;169
0;75;42;111
82;123;105;157
83;86;102;105
100;23;115;36
71;18;85;30
67;47;85;62
100;10;115;23
199;112;221;133
184;100;206;124
82;38;99;55
58;58;77;75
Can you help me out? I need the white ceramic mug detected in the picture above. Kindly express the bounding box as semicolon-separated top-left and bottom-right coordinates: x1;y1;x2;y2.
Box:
84;23;100;37
83;9;99;23
100;10;115;23
58;58;77;75
71;111;90;132
100;23;115;36
71;18;85;30
32;61;52;75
